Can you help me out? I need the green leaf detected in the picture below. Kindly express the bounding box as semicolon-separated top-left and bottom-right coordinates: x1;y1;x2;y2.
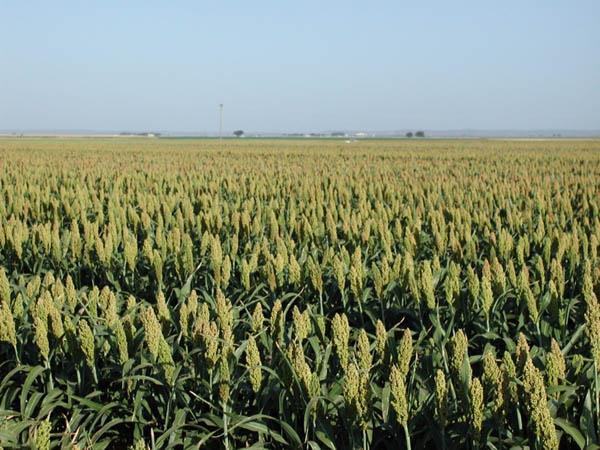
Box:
554;417;585;449
277;418;303;448
19;365;46;418
580;390;597;445
315;430;336;450
381;382;391;423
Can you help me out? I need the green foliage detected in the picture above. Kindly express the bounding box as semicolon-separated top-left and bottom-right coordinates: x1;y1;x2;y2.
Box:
0;138;598;448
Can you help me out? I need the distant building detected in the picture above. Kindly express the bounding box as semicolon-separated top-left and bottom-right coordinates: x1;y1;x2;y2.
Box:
119;132;161;138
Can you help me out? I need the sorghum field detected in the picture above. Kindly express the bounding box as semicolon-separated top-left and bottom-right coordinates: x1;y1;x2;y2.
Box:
0;138;599;450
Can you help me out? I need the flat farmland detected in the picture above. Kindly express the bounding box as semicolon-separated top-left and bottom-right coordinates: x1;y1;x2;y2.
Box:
0;138;599;449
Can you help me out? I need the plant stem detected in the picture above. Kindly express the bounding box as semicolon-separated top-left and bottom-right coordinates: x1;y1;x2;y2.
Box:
319;290;324;316
46;359;54;391
357;294;364;327
595;360;599;433
223;401;230;450
402;423;411;450
209;369;213;403
13;344;20;365
440;340;457;403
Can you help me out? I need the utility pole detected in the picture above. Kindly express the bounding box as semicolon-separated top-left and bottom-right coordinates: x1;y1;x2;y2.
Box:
219;103;223;141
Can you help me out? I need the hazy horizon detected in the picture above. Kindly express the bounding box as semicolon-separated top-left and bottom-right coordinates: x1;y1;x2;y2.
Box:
1;2;599;132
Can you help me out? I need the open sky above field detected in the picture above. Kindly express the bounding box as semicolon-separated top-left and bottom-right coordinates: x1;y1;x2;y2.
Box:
1;1;599;133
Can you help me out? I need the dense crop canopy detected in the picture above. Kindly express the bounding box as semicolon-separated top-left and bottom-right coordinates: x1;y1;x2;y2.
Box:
0;138;599;449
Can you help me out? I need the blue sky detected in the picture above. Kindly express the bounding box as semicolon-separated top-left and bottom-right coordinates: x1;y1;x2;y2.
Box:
1;1;599;132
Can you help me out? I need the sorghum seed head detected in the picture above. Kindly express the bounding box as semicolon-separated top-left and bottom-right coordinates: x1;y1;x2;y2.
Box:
77;319;95;368
390;364;409;426
397;328;413;378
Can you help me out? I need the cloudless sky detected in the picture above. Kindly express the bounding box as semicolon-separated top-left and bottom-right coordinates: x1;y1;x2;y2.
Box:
1;1;599;132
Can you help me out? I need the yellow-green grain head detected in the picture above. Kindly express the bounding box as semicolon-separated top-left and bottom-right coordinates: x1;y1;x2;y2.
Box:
245;335;262;393
522;358;559;450
77;319;95;368
469;377;484;441
434;369;448;428
251;302;264;334
397;328;413;378
389;364;408;426
332;313;350;371
32;418;51;450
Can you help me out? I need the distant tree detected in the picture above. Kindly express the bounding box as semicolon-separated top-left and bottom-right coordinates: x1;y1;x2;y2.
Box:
233;130;244;137
405;132;413;138
415;130;425;137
